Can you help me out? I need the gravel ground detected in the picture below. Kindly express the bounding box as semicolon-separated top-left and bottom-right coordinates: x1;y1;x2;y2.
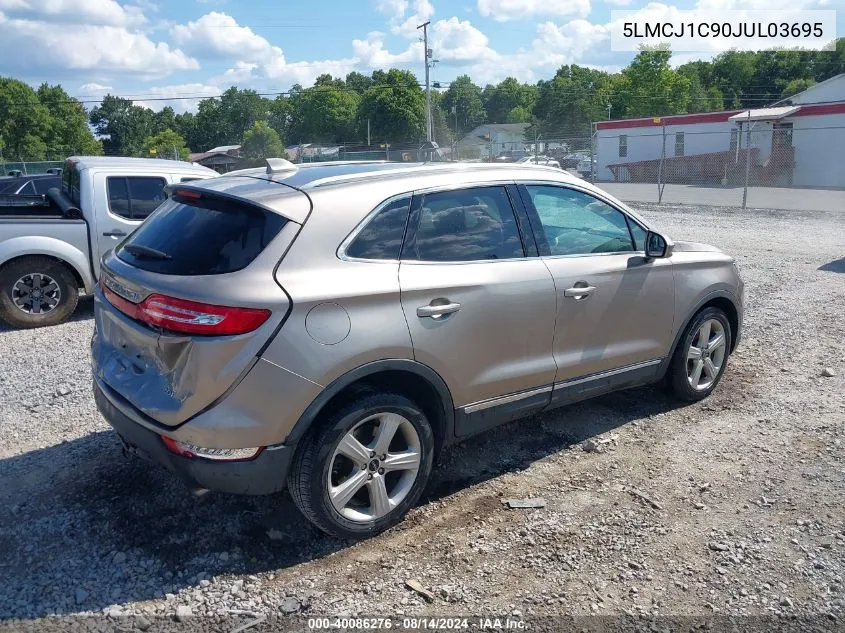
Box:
0;202;843;630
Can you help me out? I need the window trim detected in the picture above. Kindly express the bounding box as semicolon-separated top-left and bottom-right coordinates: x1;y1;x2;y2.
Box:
106;175;168;221
516;181;648;259
400;183;532;264
337;193;413;263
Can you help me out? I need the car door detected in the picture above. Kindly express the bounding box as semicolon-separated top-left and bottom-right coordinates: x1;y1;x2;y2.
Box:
518;183;675;392
92;173;171;273
398;184;558;436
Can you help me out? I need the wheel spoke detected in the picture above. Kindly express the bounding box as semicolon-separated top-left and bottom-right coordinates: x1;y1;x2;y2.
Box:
31;274;42;290
382;450;420;473
689;359;704;387
15;284;32;297
32;300;42;314
41;282;58;295
372;413;402;457
329;469;368;511
687;345;703;361
708;331;725;352
368;476;392;518
697;321;711;347
336;433;371;466
703;358;718;381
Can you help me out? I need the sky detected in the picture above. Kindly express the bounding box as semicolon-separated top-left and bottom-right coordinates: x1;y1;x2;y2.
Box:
0;0;842;112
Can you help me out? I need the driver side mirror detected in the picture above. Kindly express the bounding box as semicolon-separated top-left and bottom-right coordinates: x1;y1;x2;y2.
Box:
645;231;670;258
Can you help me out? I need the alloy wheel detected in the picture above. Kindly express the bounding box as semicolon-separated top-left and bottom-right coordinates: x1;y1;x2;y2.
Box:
12;273;62;315
326;412;422;523
686;318;727;391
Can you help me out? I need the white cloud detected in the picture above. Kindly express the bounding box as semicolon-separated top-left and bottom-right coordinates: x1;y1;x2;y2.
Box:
171;11;285;63
477;0;590;21
77;81;221;113
0;11;197;77
352;31;422;66
374;0;408;18
0;0;145;25
432;17;496;62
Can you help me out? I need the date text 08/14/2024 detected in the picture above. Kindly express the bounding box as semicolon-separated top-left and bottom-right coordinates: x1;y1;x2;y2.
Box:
307;617;527;630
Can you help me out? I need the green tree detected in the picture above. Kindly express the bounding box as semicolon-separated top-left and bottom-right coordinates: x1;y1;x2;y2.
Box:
89;95;155;156
358;69;426;143
241;121;284;163
288;77;359;143
345;71;373;94
781;78;816;100
615;50;691;118
36;83;102;158
0;77;51;160
482;78;536;124
442;75;485;136
533;65;611;136
142;128;190;160
711;51;758;108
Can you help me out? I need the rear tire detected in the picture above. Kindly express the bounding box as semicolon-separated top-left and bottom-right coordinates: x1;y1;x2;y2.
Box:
288;392;434;540
0;257;79;329
668;307;732;402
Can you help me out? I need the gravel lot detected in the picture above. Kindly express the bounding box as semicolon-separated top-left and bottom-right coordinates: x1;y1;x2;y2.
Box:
1;202;843;629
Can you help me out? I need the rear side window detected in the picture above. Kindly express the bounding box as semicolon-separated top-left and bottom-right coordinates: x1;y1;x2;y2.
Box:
403;186;524;262
116;195;288;275
345;197;411;260
107;176;167;220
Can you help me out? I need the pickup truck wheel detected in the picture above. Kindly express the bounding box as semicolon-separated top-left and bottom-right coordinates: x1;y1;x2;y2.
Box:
0;257;79;329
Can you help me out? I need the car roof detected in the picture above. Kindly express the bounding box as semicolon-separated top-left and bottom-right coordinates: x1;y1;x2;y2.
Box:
220;160;578;190
178;160;598;225
66;156;218;174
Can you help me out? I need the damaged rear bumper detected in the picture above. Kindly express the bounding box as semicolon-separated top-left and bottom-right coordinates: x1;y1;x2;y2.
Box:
94;378;293;496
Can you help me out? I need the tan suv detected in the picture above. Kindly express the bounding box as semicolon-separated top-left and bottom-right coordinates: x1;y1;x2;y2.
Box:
91;160;744;539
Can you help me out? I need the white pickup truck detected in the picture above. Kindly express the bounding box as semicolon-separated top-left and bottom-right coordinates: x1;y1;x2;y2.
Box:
0;156;218;328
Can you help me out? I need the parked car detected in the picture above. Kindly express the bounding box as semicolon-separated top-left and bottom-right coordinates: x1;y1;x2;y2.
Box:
0;173;61;196
0;156;218;328
92;159;744;539
517;156;562;169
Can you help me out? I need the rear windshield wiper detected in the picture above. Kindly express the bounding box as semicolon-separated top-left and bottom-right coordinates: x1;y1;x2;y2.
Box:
123;243;172;260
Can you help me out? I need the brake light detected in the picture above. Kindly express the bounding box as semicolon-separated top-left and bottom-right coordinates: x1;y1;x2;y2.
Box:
174;189;202;200
100;279;270;336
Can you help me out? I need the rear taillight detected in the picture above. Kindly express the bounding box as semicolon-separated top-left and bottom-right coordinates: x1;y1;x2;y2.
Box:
100;278;270;336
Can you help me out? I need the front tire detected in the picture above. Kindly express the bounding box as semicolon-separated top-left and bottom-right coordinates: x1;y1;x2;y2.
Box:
668;307;732;402
288;392;435;540
0;257;79;329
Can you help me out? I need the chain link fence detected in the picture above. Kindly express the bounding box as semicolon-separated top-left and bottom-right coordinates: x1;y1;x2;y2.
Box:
0;160;65;176
591;120;845;211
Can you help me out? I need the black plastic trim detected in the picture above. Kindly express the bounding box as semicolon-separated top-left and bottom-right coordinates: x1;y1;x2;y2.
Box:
455;390;550;438
284;359;456;446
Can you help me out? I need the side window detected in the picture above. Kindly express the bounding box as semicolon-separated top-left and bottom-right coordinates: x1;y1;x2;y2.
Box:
619;135;627;158
675;132;685;157
403;186;524;262
346;197;411;260
626;217;647;251
525;185;634;256
107;177;167;220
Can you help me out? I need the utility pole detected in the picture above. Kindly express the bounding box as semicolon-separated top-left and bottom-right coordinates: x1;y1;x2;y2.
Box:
367;118;371;146
418;21;432;142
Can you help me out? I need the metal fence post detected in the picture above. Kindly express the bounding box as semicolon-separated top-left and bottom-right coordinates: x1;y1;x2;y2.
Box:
742;110;751;209
590;124;596;184
657;122;666;204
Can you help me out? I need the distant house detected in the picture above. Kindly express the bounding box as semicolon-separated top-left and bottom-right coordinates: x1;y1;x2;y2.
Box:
188;145;242;173
456;123;530;160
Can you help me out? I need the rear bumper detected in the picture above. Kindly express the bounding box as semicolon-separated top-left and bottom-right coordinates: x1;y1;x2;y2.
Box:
94;379;293;495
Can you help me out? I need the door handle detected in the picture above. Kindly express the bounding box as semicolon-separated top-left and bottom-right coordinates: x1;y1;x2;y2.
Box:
416;302;461;318
103;230;127;238
563;285;596;299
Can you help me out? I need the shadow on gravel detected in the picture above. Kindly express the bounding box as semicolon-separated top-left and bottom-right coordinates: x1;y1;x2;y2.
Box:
818;257;845;273
0;295;94;333
0;385;685;618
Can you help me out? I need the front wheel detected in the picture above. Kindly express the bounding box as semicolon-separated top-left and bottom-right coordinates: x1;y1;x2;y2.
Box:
668;307;732;402
288;392;434;540
0;257;79;329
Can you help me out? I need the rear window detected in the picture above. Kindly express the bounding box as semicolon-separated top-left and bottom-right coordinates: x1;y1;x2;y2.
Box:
107;176;167;220
115;194;288;275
